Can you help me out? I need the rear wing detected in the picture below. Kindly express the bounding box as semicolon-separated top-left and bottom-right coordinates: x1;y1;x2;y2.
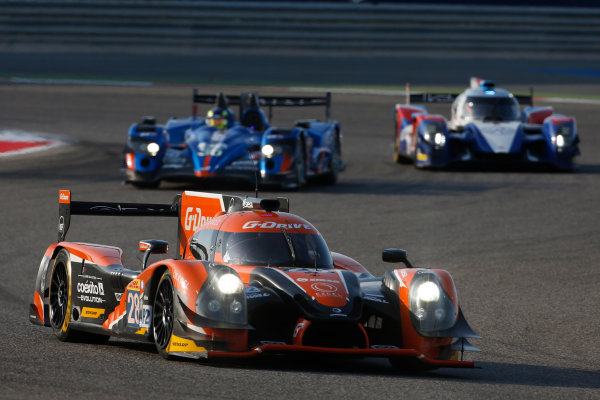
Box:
57;190;289;259
403;80;533;106
192;90;332;122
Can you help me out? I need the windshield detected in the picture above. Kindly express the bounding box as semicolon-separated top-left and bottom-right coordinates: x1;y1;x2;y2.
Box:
463;96;520;122
221;231;333;268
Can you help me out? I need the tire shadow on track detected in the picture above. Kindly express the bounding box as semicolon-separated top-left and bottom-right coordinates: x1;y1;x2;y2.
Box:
97;343;600;388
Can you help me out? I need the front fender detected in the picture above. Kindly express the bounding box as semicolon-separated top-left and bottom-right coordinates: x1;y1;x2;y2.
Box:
382;268;476;359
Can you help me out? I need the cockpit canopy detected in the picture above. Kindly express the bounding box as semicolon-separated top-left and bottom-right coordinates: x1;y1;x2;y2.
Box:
221;231;333;268
188;211;333;269
452;92;520;124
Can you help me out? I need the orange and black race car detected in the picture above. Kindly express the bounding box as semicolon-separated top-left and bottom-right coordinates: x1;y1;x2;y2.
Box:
30;190;479;370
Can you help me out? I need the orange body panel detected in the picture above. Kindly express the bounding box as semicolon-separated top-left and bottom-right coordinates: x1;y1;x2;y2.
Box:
53;242;124;267
331;252;369;274
179;191;226;257
393;268;457;359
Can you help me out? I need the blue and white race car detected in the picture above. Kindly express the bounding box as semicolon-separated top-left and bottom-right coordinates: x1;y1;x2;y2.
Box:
124;91;343;189
393;78;580;170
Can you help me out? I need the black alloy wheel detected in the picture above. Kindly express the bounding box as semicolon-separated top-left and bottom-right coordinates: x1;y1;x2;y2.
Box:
153;270;174;358
49;252;69;337
294;139;307;188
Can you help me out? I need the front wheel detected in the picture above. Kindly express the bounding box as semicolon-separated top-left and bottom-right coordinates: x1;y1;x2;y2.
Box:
153;270;175;359
291;139;307;189
323;134;341;185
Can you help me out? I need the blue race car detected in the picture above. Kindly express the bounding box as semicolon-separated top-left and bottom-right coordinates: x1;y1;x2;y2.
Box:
393;78;580;170
124;91;343;189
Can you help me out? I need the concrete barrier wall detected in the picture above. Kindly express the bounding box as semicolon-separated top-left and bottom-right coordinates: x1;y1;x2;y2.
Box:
1;1;599;58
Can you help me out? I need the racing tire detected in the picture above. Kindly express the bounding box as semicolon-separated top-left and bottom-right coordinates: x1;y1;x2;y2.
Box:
49;250;109;343
292;139;307;189
49;250;77;341
394;139;412;165
323;133;341;185
153;270;175;359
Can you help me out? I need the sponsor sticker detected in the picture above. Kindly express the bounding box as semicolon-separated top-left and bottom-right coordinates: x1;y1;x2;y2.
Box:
184;207;214;231
167;335;207;354
242;221;312;230
81;307;105;319
128;279;142;292
77;280;105;304
59;190;70;203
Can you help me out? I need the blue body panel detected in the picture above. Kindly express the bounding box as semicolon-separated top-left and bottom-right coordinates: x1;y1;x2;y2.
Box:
125;102;342;188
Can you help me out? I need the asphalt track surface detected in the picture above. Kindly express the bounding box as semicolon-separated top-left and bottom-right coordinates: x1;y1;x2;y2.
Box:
1;53;600;399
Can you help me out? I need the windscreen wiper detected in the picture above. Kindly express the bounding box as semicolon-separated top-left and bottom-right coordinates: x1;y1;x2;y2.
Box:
280;227;296;265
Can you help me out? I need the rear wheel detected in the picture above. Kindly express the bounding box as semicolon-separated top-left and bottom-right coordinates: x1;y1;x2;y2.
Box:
153;270;175;359
49;250;109;343
49;250;75;341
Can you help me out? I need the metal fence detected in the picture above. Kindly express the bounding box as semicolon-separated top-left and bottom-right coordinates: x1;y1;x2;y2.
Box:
1;0;599;58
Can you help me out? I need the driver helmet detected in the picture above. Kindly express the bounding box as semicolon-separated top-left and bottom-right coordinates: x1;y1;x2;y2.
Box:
206;107;233;129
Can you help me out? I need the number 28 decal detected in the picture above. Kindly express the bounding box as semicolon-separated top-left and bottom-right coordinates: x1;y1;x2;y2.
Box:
127;291;151;328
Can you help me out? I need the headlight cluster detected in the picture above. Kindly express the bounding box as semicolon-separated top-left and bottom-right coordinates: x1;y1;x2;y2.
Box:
196;265;247;326
421;123;446;148
261;144;286;158
261;140;295;158
127;136;161;157
408;272;456;335
553;124;575;149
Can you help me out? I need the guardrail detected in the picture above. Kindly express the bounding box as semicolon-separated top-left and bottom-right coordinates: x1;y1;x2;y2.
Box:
1;0;599;58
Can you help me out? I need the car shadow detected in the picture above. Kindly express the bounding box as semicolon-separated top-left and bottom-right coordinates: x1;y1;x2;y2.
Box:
171;353;600;388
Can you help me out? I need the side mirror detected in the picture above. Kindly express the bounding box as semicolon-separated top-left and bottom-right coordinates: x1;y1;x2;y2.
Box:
382;248;414;268
139;239;169;270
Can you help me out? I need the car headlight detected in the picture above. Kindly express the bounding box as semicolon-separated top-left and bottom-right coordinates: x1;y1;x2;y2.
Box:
262;144;275;157
147;142;160;156
195;265;247;326
416;281;440;302
261;143;289;158
409;272;457;335
127;136;162;157
421;123;446;148
554;124;575;149
217;273;243;294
